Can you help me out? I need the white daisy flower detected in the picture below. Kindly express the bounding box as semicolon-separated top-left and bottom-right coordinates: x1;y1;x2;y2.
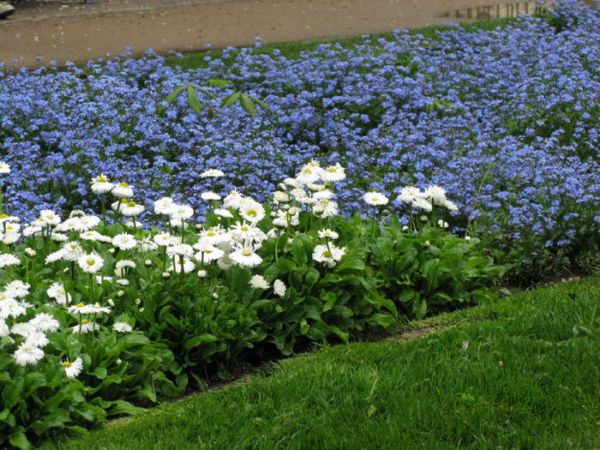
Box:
62;241;84;261
397;186;423;204
273;191;290;203
296;163;323;185
214;208;233;219
194;244;225;263
47;282;71;305
62;357;83;378
91;174;114;194
200;169;225;178
167;244;195;258
14;343;45;366
363;192;389;206
4;280;30;298
223;190;245;210
0;254;20;268
230;247;263;268
217;255;234;270
45;249;66;264
71;320;95;334
0;298;27;320
273;279;286;297
51;232;68;242
169;204;194;221
239;199;266;223
423;185;447;206
38;210;62;225
320;163;346;183
318;229;339;240
112;182;134;198
153;232;179;247
312;244;346;267
312;199;338;218
0;162;11;174
24;332;49;348
168;258;196;274
77;253;104;273
154;197;176;215
201;191;222;202
113;322;133;333
120;200;145;217
112;233;137;250
249;274;270;290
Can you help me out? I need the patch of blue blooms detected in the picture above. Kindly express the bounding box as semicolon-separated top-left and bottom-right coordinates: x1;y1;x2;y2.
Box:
0;1;598;271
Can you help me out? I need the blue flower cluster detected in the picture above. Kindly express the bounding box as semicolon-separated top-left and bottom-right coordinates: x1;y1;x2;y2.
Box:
0;1;598;271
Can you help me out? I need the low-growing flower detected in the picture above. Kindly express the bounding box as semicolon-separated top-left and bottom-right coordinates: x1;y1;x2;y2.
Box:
113;322;133;333
62;357;83;378
273;280;286;297
77;253;104;273
312;244;346;267
249;274;269;289
363;192;389;206
14;343;45;366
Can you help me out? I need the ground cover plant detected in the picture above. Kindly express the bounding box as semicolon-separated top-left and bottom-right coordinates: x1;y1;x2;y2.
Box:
0;1;598;280
54;277;600;449
0;160;502;447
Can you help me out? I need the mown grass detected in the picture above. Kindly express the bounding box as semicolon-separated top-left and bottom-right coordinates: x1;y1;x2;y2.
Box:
166;17;514;70
53;276;600;449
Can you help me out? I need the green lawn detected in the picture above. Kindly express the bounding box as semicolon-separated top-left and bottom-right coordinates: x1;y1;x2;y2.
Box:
52;277;600;449
167;18;514;70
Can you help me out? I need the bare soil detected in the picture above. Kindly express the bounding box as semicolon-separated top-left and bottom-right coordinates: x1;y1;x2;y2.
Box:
0;0;540;68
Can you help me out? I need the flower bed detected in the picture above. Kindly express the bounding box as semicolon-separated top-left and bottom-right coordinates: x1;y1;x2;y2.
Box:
0;1;598;278
0;160;502;447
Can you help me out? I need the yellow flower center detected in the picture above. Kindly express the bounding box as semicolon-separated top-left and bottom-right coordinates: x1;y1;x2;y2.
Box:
241;249;253;257
246;210;257;217
86;258;96;266
0;213;8;219
119;182;129;187
76;302;85;308
62;361;72;368
323;250;332;258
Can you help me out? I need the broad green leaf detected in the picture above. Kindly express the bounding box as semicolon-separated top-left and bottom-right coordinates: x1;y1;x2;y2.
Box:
187;86;202;113
239;93;257;117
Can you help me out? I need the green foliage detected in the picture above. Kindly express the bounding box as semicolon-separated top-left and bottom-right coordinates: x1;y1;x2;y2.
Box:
165;79;270;117
368;217;504;318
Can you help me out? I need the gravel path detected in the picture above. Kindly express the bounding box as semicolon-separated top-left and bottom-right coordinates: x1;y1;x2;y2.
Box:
0;0;539;68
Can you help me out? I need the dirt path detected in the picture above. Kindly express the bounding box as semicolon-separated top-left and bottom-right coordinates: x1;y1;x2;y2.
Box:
0;0;539;68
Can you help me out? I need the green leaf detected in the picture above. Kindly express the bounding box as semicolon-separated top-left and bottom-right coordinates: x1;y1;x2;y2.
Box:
239;93;257;117
2;377;23;408
206;78;231;87
187;86;202;113
165;85;186;103
9;430;30;450
329;325;350;342
184;333;219;351
304;268;320;290
92;366;108;380
109;400;147;416
221;92;241;107
0;409;15;427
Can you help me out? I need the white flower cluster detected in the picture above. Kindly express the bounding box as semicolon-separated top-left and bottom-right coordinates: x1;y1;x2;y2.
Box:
397;185;458;212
